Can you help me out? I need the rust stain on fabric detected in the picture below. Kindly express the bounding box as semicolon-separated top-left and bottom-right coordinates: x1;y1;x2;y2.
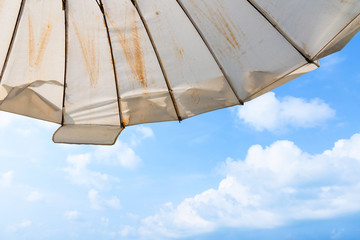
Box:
28;16;53;69
72;20;100;88
107;7;147;88
339;0;354;4
123;115;130;126
178;48;184;57
189;0;241;50
171;36;184;61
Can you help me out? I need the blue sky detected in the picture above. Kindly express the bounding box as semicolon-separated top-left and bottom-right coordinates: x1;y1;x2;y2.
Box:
0;34;360;240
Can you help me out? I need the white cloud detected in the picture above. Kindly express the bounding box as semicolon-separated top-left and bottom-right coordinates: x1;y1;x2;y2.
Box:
238;92;335;132
66;127;152;178
64;210;80;221
64;154;118;189
26;191;44;202
95;142;142;169
127;213;140;220
140;133;360;238
120;225;137;237
130;126;154;146
89;189;102;210
0;171;14;187
105;196;122;209
94;126;153;169
88;189;121;210
7;220;32;233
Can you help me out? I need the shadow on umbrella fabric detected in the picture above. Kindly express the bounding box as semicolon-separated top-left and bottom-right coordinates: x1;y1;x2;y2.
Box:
0;80;63;123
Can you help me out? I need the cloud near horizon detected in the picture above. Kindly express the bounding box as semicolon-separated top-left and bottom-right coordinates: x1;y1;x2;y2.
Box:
238;92;335;132
64;153;117;190
139;133;360;239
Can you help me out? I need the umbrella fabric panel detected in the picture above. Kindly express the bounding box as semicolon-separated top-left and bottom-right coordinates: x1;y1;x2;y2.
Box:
53;125;122;145
316;14;360;59
251;0;360;59
246;62;319;101
0;0;64;123
0;0;22;75
62;0;120;127
102;0;178;126
0;0;359;145
135;0;239;119
179;0;310;102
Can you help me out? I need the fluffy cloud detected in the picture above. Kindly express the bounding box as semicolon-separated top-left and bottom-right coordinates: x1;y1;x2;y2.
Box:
63;127;152;215
88;189;121;210
64;210;80;221
94;126;153;169
106;196;122;209
238;92;335;132
26;191;44;202
120;225;137;238
88;189;102;210
130;126;154;146
95;142;142;169
140;133;360;238
7;220;32;233
64;136;146;188
64;154;118;189
0;171;14;187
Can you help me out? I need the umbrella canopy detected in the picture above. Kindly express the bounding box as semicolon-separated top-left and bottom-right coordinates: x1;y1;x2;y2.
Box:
0;0;359;145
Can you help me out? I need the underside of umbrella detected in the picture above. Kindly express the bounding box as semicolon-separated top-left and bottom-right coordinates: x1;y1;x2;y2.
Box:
0;0;359;145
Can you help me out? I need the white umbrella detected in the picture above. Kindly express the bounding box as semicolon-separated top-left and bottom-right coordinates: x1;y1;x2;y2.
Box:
0;0;359;145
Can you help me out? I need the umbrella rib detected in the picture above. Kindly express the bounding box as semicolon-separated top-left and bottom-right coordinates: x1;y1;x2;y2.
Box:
246;0;317;65
97;0;125;128
244;63;310;102
313;12;360;59
175;0;244;105
0;0;26;83
132;0;183;122
60;0;69;126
